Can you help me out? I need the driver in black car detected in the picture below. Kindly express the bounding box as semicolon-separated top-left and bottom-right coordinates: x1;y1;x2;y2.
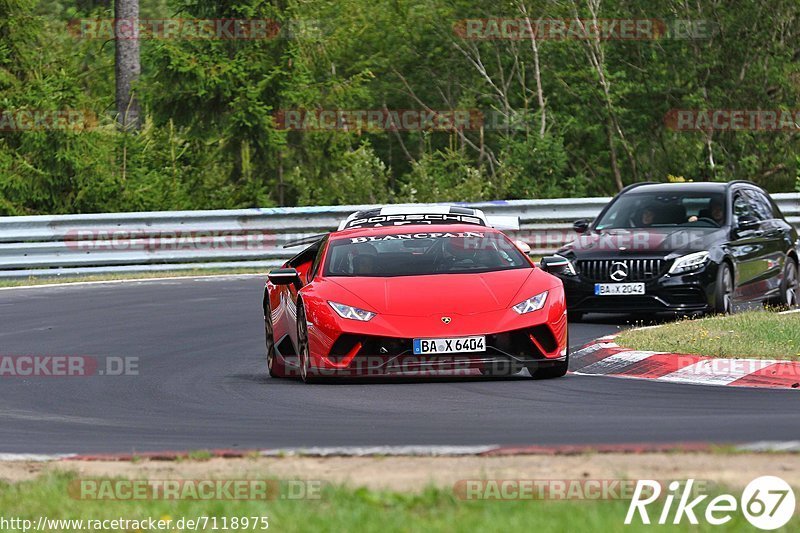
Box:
688;199;725;225
710;199;725;224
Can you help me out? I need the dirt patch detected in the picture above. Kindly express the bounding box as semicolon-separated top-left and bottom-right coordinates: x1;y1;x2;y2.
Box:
1;454;798;491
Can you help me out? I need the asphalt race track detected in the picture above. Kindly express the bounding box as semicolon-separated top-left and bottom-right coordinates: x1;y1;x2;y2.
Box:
0;276;798;454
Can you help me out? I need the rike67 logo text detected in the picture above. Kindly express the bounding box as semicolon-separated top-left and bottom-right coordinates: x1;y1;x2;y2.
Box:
626;477;795;530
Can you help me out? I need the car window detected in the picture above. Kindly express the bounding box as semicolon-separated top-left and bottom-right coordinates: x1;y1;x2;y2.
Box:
747;190;776;221
309;236;329;280
288;240;321;268
733;193;758;223
287;237;326;284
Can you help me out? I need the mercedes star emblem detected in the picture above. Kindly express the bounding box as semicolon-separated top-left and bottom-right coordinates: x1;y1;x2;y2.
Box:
610;261;629;282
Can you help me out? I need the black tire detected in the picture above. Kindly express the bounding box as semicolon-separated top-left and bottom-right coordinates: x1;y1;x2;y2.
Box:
296;302;320;384
778;257;799;309
712;262;734;315
265;298;287;378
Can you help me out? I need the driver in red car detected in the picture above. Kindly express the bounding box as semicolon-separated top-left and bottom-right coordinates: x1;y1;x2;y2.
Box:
352;245;378;275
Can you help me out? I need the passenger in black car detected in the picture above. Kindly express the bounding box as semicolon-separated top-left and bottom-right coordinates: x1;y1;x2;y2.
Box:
637;206;656;227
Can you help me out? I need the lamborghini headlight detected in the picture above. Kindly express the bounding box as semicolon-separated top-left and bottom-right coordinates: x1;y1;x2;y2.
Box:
328;301;376;321
512;291;549;314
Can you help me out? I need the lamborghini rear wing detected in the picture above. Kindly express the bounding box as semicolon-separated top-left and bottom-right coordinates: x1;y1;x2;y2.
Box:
338;205;518;231
485;215;520;231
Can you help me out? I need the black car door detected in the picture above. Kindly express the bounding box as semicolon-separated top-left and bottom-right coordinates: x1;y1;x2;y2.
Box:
746;189;786;299
728;190;771;301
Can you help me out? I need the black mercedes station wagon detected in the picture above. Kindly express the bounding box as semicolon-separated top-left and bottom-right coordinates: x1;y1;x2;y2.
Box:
541;181;800;320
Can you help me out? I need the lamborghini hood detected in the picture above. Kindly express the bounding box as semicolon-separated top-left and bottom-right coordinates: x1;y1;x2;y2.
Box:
326;268;555;317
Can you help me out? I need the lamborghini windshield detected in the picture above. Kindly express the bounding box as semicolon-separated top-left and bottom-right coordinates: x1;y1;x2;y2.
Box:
324;230;529;277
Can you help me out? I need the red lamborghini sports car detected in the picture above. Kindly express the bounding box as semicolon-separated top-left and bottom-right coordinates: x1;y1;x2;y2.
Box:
263;206;568;383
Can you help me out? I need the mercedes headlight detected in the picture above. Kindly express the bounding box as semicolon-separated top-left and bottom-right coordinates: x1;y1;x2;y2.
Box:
668;251;710;275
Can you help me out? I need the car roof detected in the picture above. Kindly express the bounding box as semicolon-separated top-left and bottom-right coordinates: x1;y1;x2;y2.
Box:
623;180;762;195
329;223;502;241
624;182;730;194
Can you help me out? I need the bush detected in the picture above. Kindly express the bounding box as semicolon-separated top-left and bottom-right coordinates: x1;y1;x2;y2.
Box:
494;132;575;199
288;142;391;206
397;149;489;203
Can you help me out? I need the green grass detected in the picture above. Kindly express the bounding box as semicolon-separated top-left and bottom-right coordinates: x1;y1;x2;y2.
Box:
0;472;789;532
617;311;800;359
183;450;214;462
0;268;267;288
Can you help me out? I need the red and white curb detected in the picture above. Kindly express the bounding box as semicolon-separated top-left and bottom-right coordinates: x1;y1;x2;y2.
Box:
571;334;800;389
2;442;800;462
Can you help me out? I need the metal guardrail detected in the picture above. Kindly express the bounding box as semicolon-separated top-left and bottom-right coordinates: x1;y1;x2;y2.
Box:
0;194;798;279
